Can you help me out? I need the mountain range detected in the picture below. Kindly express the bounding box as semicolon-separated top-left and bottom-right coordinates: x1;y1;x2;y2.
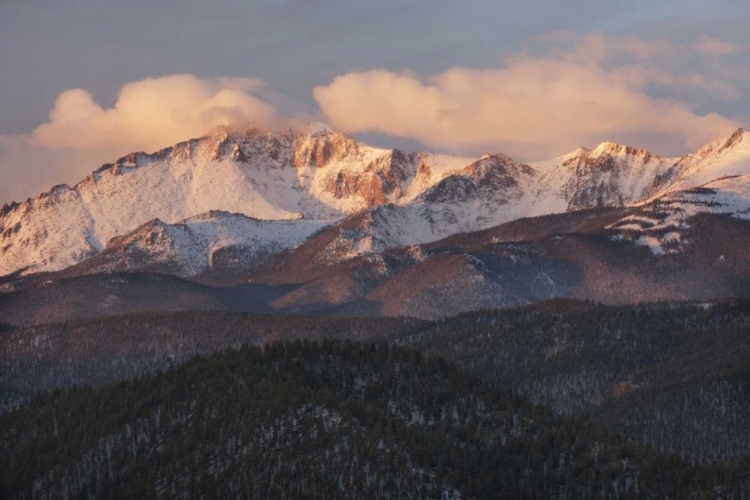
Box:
1;124;750;319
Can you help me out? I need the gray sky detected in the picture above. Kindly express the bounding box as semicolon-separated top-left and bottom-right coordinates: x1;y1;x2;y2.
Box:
0;0;749;203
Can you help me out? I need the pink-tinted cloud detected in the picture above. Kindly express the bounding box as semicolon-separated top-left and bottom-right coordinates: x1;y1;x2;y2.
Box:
0;74;282;204
32;74;278;151
314;36;742;160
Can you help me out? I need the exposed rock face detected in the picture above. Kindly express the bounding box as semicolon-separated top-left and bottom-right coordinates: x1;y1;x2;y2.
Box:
557;145;670;210
422;154;533;205
293;128;362;169
323;150;420;206
718;127;748;153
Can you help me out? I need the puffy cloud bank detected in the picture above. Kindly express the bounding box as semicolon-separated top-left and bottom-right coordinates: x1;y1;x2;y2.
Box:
33;75;278;152
1;75;281;204
314;34;743;160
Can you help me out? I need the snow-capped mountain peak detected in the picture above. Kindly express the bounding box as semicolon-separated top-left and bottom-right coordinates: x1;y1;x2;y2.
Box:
589;142;657;161
678;128;749;163
529;141;673;213
2;126;750;278
0;126;473;276
570;146;592;156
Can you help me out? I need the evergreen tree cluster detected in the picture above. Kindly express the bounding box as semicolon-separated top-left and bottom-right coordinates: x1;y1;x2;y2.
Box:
0;311;422;410
2;340;749;499
396;300;750;463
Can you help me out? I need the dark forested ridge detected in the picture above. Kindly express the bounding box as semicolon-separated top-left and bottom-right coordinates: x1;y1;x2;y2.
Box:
2;340;749;499
0;272;295;327
0;311;424;411
395;300;750;463
3;301;750;466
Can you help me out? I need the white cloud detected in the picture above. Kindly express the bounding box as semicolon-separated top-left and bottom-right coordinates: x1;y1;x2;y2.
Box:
32;74;278;151
314;35;743;160
0;74;281;204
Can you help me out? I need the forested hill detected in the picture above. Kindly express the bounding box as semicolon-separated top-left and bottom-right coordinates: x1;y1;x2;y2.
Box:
2;340;749;499
396;300;750;464
2;301;750;466
0;311;424;411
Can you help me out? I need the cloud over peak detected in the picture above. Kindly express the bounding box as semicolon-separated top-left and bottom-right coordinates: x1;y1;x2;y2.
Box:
33;74;278;152
313;34;744;160
314;66;737;160
0;74;283;204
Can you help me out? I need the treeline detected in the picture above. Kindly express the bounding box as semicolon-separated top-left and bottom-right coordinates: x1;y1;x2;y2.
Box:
2;340;749;499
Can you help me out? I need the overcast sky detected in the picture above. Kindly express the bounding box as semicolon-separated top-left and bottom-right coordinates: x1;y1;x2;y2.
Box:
1;0;749;203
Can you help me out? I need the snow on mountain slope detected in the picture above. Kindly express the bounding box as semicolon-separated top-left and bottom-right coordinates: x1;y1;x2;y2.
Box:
66;211;331;279
665;128;750;192
0;125;478;276
2;125;750;278
312;154;542;260
530;143;679;213
411;153;540;233
324;130;750;263
310;206;432;263
606;171;750;255
663;175;750;220
527;128;750;217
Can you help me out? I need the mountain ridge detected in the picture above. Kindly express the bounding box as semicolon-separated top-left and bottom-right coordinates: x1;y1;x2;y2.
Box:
1;125;749;278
